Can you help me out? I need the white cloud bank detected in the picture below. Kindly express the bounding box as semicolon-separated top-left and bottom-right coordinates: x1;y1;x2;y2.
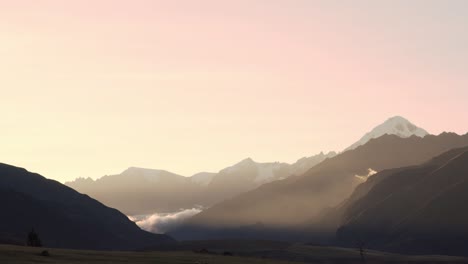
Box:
129;208;202;234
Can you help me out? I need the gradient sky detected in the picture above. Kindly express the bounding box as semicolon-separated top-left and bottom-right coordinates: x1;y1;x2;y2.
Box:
1;1;467;182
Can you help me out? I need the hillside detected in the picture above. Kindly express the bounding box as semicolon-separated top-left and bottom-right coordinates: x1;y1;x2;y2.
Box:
172;133;468;240
335;147;468;256
0;163;174;250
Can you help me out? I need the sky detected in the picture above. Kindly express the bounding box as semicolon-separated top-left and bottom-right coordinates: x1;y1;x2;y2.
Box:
1;0;467;182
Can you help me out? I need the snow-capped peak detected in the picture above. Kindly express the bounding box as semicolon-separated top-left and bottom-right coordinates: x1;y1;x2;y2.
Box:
345;116;429;151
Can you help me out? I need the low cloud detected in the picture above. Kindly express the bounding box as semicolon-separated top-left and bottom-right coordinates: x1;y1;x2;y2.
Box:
355;168;377;181
129;208;202;234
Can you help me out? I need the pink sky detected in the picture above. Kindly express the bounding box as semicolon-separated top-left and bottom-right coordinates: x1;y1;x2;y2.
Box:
1;1;467;181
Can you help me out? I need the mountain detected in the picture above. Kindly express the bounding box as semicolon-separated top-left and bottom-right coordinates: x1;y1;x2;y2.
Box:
198;159;292;207
345;116;429;151
0;163;174;250
171;132;468;241
290;151;337;176
66;152;336;216
335;147;468;256
190;172;216;186
67;167;197;215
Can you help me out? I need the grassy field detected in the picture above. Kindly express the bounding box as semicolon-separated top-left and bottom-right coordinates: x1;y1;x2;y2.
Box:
264;244;468;263
1;243;468;264
0;244;301;264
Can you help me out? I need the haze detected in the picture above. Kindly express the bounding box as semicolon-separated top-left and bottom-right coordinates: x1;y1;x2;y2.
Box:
1;0;467;182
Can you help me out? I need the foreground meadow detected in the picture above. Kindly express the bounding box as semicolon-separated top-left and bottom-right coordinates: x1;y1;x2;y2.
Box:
2;243;468;264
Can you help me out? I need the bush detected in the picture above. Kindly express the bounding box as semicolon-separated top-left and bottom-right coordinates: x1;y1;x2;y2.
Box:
26;229;42;247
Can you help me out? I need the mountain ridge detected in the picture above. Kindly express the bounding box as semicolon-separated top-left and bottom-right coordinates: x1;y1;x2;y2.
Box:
66;151;337;215
171;132;468;240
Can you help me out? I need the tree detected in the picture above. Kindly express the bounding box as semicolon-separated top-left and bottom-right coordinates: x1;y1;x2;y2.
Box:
27;228;42;247
356;239;366;264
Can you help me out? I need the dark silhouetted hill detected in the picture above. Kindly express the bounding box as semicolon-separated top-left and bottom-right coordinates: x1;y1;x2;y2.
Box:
335;146;468;256
0;163;174;250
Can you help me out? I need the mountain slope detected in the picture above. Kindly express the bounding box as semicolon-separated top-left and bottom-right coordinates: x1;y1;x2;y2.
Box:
335;147;468;256
66;152;336;216
190;172;216;186
0;163;174;250
345;116;428;151
67;167;198;215
290;151;337;176
172;132;468;240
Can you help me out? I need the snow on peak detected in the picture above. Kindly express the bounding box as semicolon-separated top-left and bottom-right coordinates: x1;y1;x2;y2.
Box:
254;162;285;184
292;151;337;175
346;116;429;151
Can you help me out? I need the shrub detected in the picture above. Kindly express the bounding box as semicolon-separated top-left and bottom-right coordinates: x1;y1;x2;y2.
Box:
26;228;42;247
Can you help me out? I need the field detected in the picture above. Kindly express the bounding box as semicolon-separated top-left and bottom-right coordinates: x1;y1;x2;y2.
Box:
0;244;298;264
1;243;468;264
